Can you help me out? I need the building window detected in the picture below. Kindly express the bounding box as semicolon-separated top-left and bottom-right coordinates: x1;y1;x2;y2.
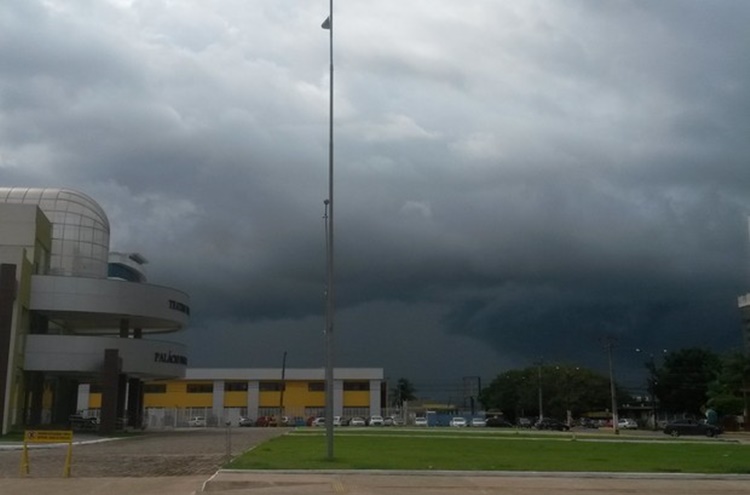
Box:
259;381;285;392
186;383;213;393
143;384;167;394
89;384;102;394
225;381;248;392
343;381;369;391
308;382;325;392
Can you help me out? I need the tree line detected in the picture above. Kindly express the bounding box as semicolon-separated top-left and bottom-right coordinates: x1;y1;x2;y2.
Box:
389;348;748;425
477;348;749;423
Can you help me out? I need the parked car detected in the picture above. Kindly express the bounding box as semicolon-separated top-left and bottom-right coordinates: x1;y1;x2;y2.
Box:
69;414;98;430
333;416;342;427
312;417;326;427
349;416;366;427
486;417;514;428
368;415;385;426
535;418;569;431
470;417;487;427
663;419;722;437
255;415;277;427
449;416;467;427
238;416;254;427
579;418;599;428
618;418;638;430
414;416;428;427
517;417;533;428
383;416;403;426
187;416;207;427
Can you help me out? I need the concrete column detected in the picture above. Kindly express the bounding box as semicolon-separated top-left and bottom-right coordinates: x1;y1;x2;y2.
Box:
77;384;91;413
247;381;259;420
100;349;121;434
369;379;382;416
127;378;143;428
52;376;78;425
119;318;129;338
333;380;343;416
212;380;225;425
26;371;44;426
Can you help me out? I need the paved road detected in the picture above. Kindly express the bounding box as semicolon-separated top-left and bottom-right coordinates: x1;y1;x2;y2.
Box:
1;427;749;494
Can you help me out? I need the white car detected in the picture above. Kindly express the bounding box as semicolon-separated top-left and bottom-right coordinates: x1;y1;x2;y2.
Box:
618;418;638;430
188;416;207;427
450;417;467;427
470;417;486;427
349;416;366;427
368;415;384;426
414;416;428;426
312;417;326;427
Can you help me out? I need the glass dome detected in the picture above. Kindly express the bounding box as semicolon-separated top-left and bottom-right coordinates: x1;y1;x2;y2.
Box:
0;187;111;278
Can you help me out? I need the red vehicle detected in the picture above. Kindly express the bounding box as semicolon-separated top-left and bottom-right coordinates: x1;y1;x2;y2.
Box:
255;416;277;427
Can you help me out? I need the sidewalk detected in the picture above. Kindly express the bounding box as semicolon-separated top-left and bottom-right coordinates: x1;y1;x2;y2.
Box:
2;470;750;495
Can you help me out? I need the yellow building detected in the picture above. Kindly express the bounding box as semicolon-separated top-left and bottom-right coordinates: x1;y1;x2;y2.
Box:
77;367;385;427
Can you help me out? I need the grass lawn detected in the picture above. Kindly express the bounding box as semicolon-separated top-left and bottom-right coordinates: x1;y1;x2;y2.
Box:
226;430;750;474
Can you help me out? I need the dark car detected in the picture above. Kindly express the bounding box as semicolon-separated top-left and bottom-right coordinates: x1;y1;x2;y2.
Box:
535;418;570;431
238;416;254;427
663;419;722;437
69;414;98;430
517;417;533;428
486;417;514;428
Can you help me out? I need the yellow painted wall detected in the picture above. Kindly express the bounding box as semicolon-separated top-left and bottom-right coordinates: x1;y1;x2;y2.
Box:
86;379;374;410
223;391;246;407
343;391;370;407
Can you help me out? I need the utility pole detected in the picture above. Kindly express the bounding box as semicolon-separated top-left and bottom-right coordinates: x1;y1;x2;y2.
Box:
605;337;619;435
278;351;287;420
534;360;544;423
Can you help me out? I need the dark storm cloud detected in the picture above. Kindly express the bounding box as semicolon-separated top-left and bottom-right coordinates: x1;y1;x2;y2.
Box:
2;0;749;393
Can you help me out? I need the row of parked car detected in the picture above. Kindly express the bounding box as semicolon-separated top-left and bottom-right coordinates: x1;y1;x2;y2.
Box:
193;413;723;437
310;415;407;427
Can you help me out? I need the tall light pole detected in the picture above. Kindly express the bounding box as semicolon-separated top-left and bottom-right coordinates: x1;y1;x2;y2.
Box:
278;351;287;420
535;360;543;422
321;1;335;460
605;337;619;435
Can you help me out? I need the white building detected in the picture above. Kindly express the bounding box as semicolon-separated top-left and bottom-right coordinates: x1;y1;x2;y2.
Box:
0;187;190;434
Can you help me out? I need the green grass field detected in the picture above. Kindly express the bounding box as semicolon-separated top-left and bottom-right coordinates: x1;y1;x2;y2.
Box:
226;429;750;474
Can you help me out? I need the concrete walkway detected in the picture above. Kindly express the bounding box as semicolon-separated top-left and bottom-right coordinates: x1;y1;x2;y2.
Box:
2;470;749;495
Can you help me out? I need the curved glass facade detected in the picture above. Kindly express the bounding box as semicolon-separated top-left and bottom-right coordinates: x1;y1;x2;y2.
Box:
0;187;110;278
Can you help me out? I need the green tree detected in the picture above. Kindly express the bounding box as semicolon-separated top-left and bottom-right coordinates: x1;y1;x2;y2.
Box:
480;364;623;422
390;378;417;407
653;347;721;415
707;351;750;418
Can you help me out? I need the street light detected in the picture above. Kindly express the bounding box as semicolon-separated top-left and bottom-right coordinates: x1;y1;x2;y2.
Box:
321;1;335;461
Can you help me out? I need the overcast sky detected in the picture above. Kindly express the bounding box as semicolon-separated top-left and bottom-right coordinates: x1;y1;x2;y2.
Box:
2;0;749;399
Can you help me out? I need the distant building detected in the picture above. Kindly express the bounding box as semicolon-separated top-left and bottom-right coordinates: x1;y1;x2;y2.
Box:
0;187;190;434
76;367;385;427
